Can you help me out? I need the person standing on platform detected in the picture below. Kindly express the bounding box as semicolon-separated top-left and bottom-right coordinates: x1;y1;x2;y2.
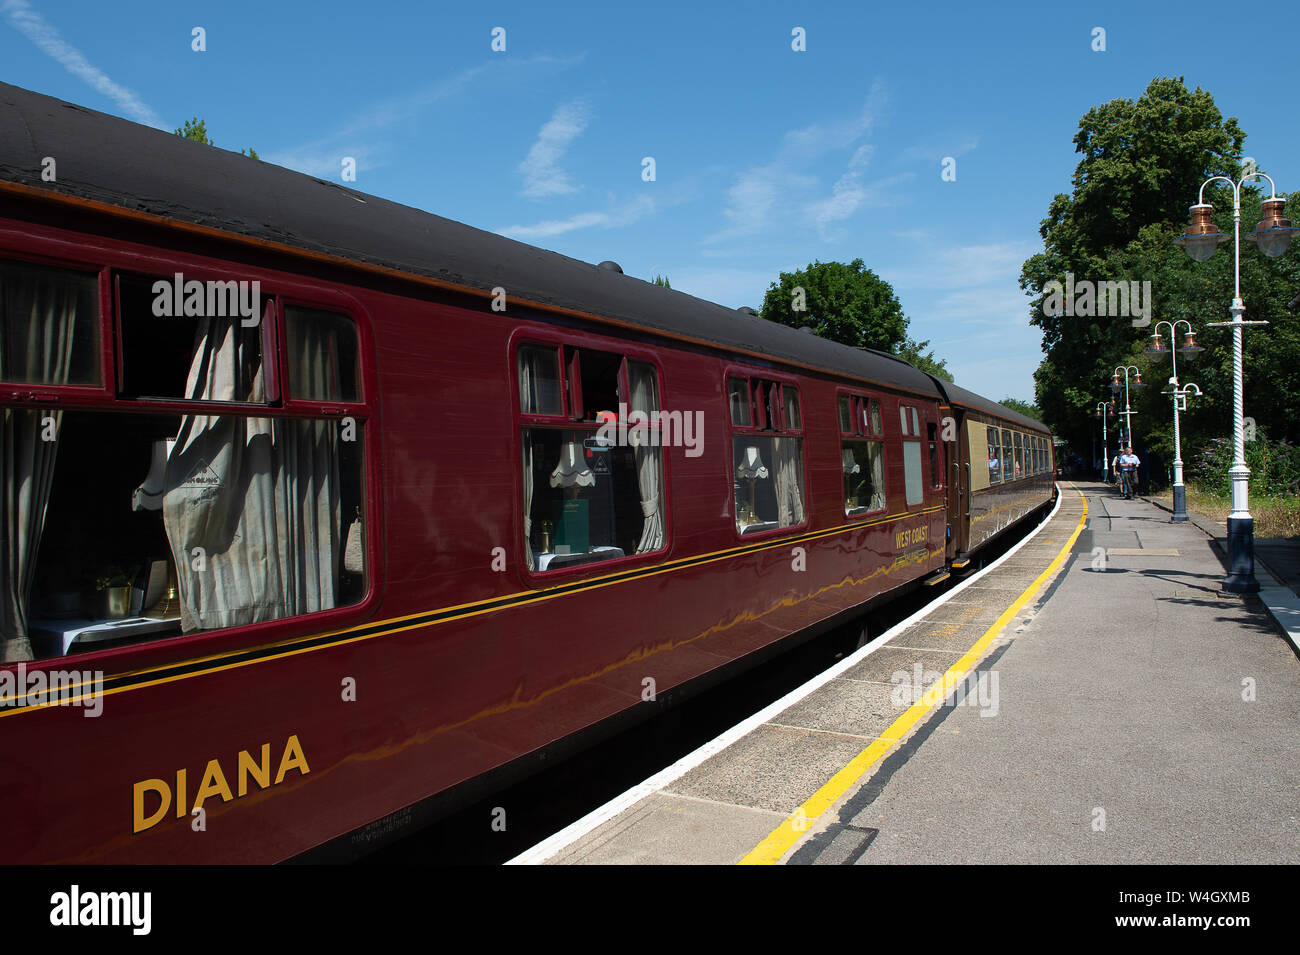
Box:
1118;446;1140;499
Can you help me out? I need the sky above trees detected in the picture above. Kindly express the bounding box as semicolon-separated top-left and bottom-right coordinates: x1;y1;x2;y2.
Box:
3;0;1298;404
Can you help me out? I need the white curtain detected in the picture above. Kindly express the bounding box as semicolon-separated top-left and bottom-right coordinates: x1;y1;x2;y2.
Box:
869;443;885;510
522;439;535;570
772;437;805;527
0;269;82;661
629;363;664;553
518;350;547;570
163;314;341;632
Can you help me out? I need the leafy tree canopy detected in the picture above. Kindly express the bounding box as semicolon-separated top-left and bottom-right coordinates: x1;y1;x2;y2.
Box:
761;259;953;381
174;117;212;145
998;397;1041;420
1018;76;1299;473
761;259;908;352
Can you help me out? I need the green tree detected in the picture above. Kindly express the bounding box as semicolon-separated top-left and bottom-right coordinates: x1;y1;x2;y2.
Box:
1016;76;1300;471
998;397;1041;420
651;274;671;288
760;259;908;352
174;116;259;158
174;117;213;145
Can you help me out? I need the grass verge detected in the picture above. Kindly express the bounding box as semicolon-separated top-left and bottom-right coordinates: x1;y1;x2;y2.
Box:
1150;484;1300;538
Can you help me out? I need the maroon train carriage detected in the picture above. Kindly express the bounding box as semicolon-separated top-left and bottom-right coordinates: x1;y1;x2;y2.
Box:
0;81;1054;863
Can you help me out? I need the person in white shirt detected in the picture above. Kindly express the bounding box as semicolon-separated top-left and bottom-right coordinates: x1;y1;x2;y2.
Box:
1118;447;1140;499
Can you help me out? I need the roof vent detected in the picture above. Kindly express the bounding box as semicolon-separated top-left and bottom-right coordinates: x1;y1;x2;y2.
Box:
597;260;624;274
736;306;758;317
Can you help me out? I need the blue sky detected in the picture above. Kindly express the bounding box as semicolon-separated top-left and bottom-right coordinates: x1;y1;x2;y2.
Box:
3;0;1298;403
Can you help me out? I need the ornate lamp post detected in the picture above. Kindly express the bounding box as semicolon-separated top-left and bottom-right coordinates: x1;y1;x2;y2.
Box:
1108;365;1145;451
1095;399;1116;484
1174;172;1297;594
1145;321;1203;522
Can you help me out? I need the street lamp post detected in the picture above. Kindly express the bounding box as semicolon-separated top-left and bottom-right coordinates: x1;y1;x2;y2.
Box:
1174;172;1297;594
1145;321;1204;522
1109;365;1145;452
1095;400;1116;484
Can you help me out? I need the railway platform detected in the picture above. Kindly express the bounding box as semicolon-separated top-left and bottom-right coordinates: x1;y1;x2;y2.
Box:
511;482;1300;865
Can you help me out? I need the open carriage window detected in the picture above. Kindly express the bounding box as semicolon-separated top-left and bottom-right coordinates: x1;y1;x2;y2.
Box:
730;375;805;535
1;273;370;664
519;344;666;573
118;274;272;403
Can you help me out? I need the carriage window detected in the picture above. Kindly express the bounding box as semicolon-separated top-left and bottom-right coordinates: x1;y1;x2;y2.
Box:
842;391;886;517
784;388;801;431
927;422;941;488
843;441;886;515
899;403;922;438
118;274;272;403
0;259;101;387
286;307;360;402
841;394;882;438
731;376;804;535
1013;432;1024;479
986;426;1002;484
2;266;371;664
728;378;751;426
903;439;924;506
520;348;665;572
519;345;563;415
570;348;624;423
8;409;367;661
1001;430;1014;480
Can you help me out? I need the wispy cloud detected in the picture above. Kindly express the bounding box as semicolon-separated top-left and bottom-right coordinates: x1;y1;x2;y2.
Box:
266;54;584;178
890;240;1036;290
498;195;654;241
807;148;915;237
706;81;893;244
518;99;590;198
2;0;166;128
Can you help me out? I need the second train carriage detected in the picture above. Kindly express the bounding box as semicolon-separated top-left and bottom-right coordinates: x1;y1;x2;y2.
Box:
0;81;1054;862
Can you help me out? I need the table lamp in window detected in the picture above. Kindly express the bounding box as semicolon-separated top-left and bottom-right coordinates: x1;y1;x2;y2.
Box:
842;447;861;509
550;439;594;554
735;445;769;526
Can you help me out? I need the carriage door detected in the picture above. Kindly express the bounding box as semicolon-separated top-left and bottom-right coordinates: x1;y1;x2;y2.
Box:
944;409;969;560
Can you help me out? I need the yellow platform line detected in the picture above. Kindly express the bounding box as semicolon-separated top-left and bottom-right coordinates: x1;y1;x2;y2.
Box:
738;485;1088;865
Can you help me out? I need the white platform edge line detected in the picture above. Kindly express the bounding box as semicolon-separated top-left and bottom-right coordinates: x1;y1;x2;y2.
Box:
504;486;1071;865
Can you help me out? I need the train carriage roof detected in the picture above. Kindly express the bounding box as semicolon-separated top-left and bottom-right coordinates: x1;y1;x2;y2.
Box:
936;380;1048;432
0;80;1042;428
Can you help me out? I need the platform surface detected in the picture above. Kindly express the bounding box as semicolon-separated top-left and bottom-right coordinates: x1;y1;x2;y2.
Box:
519;484;1299;865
